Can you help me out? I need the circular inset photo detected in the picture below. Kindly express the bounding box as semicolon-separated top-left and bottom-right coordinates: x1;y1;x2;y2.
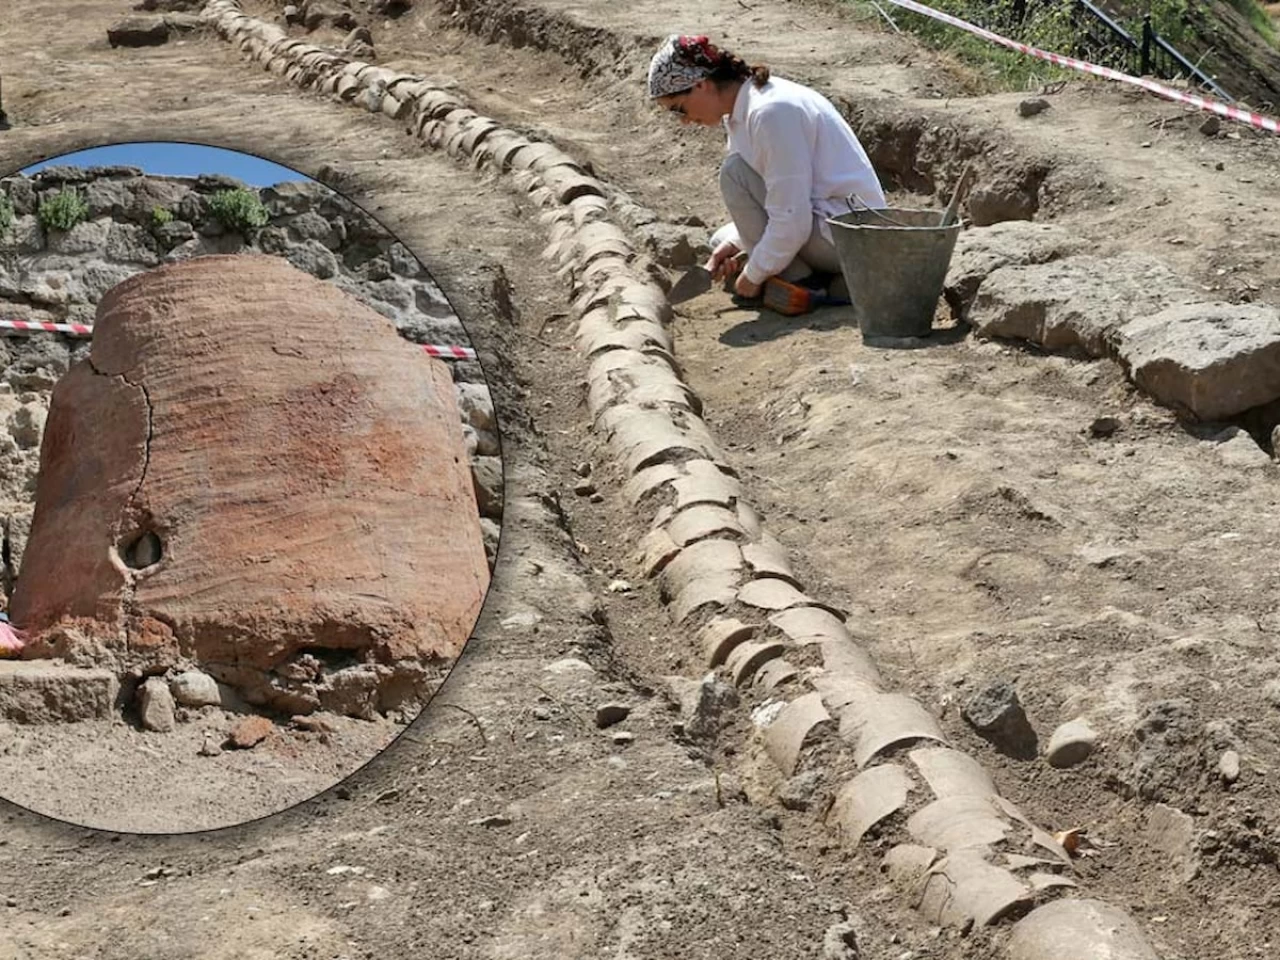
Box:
0;142;502;833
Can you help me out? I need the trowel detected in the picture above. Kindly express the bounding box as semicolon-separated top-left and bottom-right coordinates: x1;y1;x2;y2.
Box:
668;251;747;305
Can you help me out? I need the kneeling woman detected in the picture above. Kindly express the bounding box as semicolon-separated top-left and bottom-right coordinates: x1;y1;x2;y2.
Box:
648;35;886;301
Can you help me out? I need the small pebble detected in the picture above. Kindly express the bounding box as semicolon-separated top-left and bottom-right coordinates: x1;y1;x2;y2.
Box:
1088;416;1120;439
469;814;512;828
138;677;176;733
962;681;1036;757
778;770;823;811
1263;678;1280;708
822;918;860;960
611;731;636;746
1219;749;1240;783
292;714;335;733
1017;97;1050;118
225;715;272;750
572;481;596;497
1046;718;1098;768
595;702;631;728
169;669;221;708
532;706;552;721
574;461;592;478
606;579;632;594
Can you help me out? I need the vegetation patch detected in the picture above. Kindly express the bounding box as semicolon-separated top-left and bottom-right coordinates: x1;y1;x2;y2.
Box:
207;187;270;234
844;0;1277;93
37;188;89;232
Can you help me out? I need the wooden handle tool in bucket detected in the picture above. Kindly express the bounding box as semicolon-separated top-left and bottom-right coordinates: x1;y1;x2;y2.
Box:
939;162;977;228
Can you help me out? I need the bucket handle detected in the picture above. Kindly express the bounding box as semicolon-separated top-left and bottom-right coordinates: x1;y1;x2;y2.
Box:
843;193;913;228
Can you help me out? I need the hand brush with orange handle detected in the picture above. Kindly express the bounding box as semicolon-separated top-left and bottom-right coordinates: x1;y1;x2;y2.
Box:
762;277;851;317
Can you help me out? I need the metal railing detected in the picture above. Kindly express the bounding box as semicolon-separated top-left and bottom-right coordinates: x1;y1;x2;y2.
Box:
1077;1;1233;100
1007;1;1234;101
1138;13;1233;100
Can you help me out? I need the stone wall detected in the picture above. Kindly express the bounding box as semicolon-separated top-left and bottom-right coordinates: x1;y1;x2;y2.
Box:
0;165;503;579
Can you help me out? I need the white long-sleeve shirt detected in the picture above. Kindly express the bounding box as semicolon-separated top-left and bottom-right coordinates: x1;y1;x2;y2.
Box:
723;76;886;285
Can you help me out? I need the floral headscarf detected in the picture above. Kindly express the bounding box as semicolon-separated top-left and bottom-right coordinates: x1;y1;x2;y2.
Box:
647;34;725;99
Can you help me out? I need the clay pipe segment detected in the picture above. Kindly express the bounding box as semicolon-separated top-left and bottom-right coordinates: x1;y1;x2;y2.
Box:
939;162;977;228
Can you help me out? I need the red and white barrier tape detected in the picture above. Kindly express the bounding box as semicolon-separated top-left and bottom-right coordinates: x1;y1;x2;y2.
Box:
0;319;93;337
0;319;477;359
421;343;477;360
884;0;1280;134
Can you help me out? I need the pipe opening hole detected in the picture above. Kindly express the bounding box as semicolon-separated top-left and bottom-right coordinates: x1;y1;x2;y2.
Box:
122;530;163;570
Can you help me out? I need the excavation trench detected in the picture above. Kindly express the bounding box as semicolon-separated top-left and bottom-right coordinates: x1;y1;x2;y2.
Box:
1;0;1279;945
425;0;1280;449
7;0;1259;947
435;0;1061;220
193;2;1253;956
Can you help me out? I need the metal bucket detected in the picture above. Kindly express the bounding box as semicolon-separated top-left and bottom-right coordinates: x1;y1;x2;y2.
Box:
827;208;962;340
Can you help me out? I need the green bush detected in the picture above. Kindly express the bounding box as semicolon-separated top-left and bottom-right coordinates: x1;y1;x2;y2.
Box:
0;195;13;239
151;205;174;227
1146;0;1192;44
848;0;1078;91
207;187;269;234
37;187;89;232
849;0;1276;89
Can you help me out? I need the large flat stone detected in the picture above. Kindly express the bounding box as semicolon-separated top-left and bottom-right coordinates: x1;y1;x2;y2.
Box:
970;254;1195;356
1116;301;1280;420
0;660;119;723
946;220;1088;311
107;15;172;47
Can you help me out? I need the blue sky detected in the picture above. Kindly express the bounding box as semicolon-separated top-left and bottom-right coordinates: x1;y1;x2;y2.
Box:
20;142;309;187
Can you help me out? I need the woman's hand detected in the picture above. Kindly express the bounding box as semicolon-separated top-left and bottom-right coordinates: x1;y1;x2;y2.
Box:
706;241;742;281
733;272;762;299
